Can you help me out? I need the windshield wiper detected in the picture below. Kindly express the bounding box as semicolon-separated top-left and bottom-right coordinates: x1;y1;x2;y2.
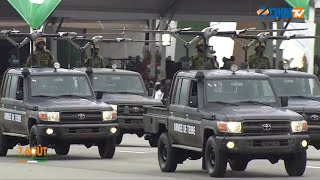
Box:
102;92;143;95
209;101;239;106
237;101;273;107
289;96;320;101
31;95;58;98
56;95;91;100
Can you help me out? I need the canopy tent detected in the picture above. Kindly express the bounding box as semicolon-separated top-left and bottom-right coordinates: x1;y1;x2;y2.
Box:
0;0;303;23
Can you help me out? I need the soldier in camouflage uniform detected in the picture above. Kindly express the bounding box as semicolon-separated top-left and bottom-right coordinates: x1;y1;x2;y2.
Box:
84;45;104;68
189;40;216;70
248;45;270;69
26;37;55;67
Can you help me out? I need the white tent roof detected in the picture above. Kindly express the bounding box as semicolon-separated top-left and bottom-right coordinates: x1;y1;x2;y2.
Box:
0;0;302;22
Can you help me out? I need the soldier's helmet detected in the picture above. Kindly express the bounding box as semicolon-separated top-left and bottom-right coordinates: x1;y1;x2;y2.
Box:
35;37;45;45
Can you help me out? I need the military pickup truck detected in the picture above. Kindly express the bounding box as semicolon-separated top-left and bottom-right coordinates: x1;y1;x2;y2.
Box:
74;66;162;146
143;66;309;177
0;63;119;159
257;68;320;150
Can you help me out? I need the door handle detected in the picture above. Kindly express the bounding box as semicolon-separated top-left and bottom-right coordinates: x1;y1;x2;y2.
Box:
186;114;189;119
13;106;16;109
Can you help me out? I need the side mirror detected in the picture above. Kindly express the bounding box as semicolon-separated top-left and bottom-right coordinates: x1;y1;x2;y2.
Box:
280;96;288;107
95;91;103;100
161;99;167;105
189;96;198;108
16;91;23;100
148;88;154;96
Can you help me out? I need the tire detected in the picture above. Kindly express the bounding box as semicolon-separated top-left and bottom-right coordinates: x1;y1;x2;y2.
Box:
55;144;70;155
158;132;177;172
148;137;159;147
116;133;123;145
0;129;8;156
284;150;307;176
205;136;227;177
229;159;249;171
29;125;47;157
98;137;116;159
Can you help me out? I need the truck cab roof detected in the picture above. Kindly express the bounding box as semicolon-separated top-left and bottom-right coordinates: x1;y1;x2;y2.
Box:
6;68;88;76
248;69;317;78
74;68;141;75
176;69;270;79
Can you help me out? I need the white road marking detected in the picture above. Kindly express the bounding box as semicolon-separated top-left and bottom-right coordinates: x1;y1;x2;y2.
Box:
306;166;320;169
27;161;38;163
116;150;151;154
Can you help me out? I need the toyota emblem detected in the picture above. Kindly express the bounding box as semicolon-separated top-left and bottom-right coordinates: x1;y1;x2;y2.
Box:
132;107;139;112
311;115;319;121
78;113;86;120
262;124;272;131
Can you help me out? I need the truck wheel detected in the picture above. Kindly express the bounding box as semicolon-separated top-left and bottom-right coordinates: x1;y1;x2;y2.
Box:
0;129;8;156
229;159;249;171
205;136;227;177
284;150;307;176
148;137;159;147
98;137;116;159
55;144;70;155
29;125;47;157
158;132;177;172
116;134;123;145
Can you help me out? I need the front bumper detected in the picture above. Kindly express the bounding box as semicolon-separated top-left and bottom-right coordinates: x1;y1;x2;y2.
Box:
117;115;144;130
37;123;119;142
216;134;309;155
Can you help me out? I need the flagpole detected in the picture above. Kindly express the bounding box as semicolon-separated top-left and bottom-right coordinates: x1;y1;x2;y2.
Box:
307;0;316;74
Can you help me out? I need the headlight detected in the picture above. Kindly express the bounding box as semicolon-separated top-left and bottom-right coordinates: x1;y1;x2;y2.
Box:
103;111;117;121
217;121;242;133
291;120;308;133
109;104;117;112
39;112;59;122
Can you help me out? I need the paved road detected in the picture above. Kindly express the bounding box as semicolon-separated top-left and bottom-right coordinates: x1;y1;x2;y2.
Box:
0;134;319;179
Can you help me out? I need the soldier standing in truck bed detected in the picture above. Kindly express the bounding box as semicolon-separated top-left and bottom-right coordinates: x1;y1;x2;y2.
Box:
84;44;105;68
189;40;215;70
26;37;55;67
248;45;270;69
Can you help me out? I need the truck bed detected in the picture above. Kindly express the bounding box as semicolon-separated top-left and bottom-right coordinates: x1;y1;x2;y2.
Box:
143;105;168;134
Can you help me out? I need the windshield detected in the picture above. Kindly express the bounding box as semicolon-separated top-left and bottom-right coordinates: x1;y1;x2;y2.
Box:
206;79;277;104
30;75;93;98
93;74;146;94
270;77;320;98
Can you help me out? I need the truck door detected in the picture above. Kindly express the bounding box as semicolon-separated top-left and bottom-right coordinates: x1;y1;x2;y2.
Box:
184;80;202;148
13;76;27;135
0;73;11;132
168;78;190;145
0;74;25;135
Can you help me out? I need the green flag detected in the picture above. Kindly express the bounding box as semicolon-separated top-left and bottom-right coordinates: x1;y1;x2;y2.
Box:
285;0;310;20
8;0;62;29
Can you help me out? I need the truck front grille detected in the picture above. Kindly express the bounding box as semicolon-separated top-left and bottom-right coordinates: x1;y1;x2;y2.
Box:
299;113;320;125
242;120;291;135
60;111;102;123
117;105;144;116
